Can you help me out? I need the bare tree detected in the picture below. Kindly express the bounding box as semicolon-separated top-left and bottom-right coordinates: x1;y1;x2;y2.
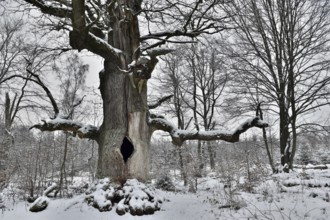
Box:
224;0;330;171
20;0;267;184
0;15;25;86
0;12;31;187
53;53;88;196
183;42;228;170
156;48;190;185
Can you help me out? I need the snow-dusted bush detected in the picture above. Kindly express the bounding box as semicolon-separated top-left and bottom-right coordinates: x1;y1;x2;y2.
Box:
155;175;175;191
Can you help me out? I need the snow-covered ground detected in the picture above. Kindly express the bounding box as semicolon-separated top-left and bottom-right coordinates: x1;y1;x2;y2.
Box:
1;166;330;220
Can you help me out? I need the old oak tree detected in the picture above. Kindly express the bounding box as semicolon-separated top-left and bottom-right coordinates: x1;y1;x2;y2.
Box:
24;0;267;184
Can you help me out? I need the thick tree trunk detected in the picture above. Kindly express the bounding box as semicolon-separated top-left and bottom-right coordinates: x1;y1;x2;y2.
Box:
94;0;152;183
97;61;151;183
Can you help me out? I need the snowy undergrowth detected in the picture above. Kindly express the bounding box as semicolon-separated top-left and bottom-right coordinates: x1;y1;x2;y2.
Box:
203;166;330;220
1;167;330;219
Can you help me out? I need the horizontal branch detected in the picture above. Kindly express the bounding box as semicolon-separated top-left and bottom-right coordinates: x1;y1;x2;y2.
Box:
30;116;99;140
140;29;204;41
144;48;175;57
149;116;268;146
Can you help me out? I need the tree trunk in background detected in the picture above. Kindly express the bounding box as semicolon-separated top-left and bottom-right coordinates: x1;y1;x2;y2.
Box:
257;105;276;173
197;140;204;176
58;132;68;196
178;146;188;186
0;93;13;187
207;141;215;170
279;95;290;171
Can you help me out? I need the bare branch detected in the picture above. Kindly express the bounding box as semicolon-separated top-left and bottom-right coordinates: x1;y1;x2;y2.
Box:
64;95;86;119
148;95;173;110
25;66;59;118
145;48;175;57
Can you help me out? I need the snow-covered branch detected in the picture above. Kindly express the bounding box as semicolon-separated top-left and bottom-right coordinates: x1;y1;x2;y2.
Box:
24;0;72;18
30;116;99;140
69;0;122;60
149;116;268;146
82;32;123;59
23;0;122;60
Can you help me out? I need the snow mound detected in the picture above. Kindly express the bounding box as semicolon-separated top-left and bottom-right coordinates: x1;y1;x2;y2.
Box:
29;183;58;212
85;178;164;215
29;196;50;212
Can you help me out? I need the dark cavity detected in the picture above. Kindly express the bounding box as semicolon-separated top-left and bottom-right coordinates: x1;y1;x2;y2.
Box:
120;137;134;163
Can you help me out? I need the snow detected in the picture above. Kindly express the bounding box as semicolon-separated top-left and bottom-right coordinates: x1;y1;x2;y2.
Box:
46;115;83;127
171;129;197;138
116;199;128;213
233;117;267;133
78;124;98;134
29;196;49;212
2;169;330;219
44;115;98;134
43;183;57;196
88;32;123;55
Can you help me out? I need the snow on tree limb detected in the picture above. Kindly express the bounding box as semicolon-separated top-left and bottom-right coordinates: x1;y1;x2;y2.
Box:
23;0;122;60
30;115;99;140
24;0;72;18
144;48;175;57
83;32;123;59
149;116;268;146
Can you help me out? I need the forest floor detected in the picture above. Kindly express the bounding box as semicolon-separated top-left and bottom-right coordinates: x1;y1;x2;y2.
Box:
1;165;330;220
